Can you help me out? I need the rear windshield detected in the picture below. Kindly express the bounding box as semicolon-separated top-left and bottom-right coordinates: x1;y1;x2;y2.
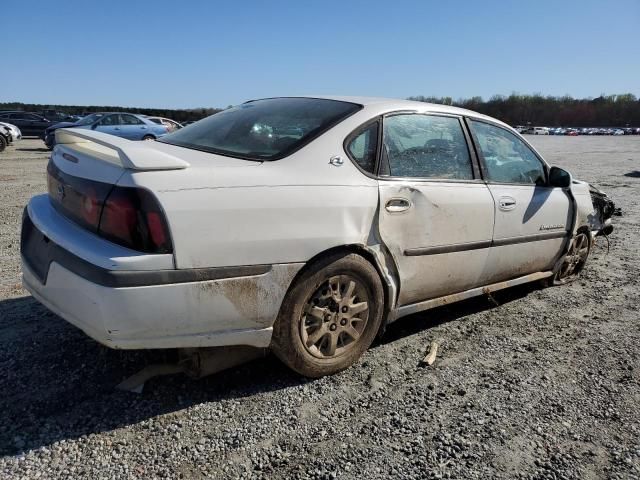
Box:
158;98;361;160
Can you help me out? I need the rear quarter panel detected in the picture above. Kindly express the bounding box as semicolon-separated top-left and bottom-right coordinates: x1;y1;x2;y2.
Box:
118;118;380;268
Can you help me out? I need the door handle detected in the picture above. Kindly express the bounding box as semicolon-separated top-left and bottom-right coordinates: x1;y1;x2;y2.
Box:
498;196;517;211
114;127;120;130
385;198;411;213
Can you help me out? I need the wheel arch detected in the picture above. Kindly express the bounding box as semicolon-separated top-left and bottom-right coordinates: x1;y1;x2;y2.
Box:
282;243;399;337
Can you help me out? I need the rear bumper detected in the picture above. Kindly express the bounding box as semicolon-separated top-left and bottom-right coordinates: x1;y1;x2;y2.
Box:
21;199;303;349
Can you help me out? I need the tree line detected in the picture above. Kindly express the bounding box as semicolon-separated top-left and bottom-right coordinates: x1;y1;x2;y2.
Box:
2;94;639;126
407;93;640;127
0;102;222;123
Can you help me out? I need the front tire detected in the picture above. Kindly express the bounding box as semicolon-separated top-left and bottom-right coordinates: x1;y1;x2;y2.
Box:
142;135;155;141
0;135;6;152
271;253;384;378
551;231;591;285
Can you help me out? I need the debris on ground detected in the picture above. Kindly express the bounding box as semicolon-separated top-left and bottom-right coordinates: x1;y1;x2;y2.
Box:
421;338;443;366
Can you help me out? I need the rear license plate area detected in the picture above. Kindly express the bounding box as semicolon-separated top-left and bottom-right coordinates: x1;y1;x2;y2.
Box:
20;213;53;284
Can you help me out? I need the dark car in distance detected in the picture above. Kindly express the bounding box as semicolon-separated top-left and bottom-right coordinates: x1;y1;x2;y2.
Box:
0;112;51;137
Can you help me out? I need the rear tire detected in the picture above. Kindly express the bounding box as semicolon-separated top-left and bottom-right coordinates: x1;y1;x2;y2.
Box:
0;135;6;152
271;253;384;378
142;135;155;141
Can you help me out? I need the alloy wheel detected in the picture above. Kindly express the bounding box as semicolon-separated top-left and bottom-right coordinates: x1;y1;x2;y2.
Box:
558;232;590;280
299;275;370;359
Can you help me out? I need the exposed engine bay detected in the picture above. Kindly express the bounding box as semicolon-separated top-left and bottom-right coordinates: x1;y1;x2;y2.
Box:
589;184;618;236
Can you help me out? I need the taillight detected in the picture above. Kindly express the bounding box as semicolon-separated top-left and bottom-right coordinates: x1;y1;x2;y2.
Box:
98;187;172;254
82;187;100;226
47;160;172;254
47;160;111;232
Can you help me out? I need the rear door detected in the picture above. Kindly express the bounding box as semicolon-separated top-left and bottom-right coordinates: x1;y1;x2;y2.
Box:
467;119;571;282
373;113;495;306
119;114;149;139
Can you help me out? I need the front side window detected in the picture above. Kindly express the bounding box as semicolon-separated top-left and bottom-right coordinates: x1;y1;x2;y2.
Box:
159;97;361;161
346;122;378;173
382;114;473;179
99;115;121;126
77;113;103;126
470;120;546;185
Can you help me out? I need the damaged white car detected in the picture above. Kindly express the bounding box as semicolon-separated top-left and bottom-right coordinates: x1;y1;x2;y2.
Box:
21;97;614;377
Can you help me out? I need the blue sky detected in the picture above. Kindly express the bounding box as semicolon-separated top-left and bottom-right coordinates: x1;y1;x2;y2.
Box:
2;0;638;108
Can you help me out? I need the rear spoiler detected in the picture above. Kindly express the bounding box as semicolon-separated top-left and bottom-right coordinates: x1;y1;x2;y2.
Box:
55;128;189;170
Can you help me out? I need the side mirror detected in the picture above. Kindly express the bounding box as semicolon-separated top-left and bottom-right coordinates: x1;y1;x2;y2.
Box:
548;166;572;188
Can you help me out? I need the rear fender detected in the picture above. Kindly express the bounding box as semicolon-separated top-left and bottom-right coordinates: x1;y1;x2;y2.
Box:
286;243;400;333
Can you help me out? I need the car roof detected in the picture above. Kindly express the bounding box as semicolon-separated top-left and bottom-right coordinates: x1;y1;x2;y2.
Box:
253;95;510;129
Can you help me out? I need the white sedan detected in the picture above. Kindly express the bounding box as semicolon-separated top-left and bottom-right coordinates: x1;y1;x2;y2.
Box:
0;121;22;143
21;97;614;377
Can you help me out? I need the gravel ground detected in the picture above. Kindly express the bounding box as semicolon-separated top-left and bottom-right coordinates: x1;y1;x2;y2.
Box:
1;136;639;479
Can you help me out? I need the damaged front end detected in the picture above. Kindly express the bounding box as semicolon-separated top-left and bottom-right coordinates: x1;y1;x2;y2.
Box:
589;184;618;236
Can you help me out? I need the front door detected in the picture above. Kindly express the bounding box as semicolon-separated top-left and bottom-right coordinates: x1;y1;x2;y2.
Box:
94;114;123;136
467;119;572;283
375;113;495;306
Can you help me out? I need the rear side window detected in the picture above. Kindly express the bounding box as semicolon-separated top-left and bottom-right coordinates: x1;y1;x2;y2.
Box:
159;98;361;161
469;120;546;185
382;114;473;179
121;114;144;125
346;122;378;173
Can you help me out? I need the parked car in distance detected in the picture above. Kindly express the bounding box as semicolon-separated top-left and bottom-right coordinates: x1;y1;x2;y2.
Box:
43;112;169;148
41;110;80;123
532;127;549;135
520;126;549;135
146;116;183;132
0;112;51;137
0;126;10;152
0;122;22;143
21;96;615;378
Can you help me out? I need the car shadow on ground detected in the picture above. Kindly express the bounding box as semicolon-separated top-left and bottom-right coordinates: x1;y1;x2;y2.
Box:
14;147;50;153
623;171;640;178
0;283;540;456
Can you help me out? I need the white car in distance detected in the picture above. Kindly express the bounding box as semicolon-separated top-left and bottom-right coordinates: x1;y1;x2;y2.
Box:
532;127;550;135
0;121;22;143
21;97;613;377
